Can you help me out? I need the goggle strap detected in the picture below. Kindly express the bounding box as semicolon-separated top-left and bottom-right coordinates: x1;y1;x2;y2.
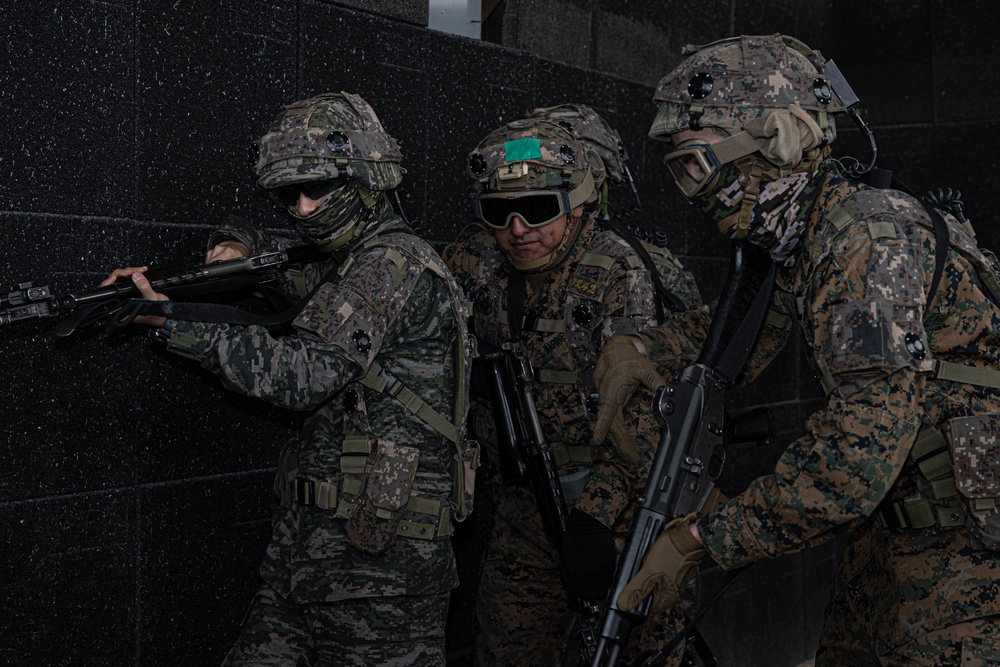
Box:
566;168;595;209
711;132;767;166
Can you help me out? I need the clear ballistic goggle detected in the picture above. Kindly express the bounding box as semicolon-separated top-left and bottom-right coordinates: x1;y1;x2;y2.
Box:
472;169;593;230
663;138;724;198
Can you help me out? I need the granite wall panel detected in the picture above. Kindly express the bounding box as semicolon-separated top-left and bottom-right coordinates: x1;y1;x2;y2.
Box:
1;0;135;218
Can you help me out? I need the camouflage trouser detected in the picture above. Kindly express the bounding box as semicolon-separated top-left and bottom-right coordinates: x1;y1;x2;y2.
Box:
474;483;687;667
818;610;1000;665
222;581;450;666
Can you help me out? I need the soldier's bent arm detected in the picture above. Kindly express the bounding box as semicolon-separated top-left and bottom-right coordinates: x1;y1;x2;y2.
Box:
577;250;705;528
162;246;431;411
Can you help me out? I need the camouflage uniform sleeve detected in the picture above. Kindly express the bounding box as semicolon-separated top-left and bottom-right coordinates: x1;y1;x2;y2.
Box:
699;369;924;569
165;320;362;410
698;213;933;569
637;307;713;379
441;224;489;289
164;244;425;410
577;252;707;528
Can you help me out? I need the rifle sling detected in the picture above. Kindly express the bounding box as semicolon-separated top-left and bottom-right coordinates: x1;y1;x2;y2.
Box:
713;261;778;385
507;268;527;340
110;265;333;333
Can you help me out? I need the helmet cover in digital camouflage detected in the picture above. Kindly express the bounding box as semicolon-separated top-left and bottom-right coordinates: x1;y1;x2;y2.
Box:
254;91;403;193
527;103;626;192
649;34;847;144
467;117;597;204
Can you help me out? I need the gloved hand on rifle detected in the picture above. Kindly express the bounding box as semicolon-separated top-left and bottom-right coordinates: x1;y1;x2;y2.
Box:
591;335;666;463
617;513;706;614
560;509;618;602
616;488;726;613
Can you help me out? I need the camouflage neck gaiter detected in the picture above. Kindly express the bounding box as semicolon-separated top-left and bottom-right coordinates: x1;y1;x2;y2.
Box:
291;180;373;252
743;171;815;264
691;164;816;264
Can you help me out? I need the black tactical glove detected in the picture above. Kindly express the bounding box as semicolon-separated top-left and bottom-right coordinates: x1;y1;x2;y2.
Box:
560;508;618;601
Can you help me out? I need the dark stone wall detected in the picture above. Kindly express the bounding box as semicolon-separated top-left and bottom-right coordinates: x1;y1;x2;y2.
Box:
1;1;997;665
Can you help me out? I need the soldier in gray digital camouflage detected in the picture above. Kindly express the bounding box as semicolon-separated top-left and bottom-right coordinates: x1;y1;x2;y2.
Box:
441;106;709;666
102;92;476;665
594;34;1000;665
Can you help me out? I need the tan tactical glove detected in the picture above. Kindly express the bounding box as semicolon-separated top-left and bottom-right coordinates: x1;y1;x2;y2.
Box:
617;513;706;614
591;336;666;464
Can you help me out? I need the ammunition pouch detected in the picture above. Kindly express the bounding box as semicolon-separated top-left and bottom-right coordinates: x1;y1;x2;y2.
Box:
877;417;1000;550
948;413;1000;549
344;441;420;555
279;438;454;549
289;476;454;542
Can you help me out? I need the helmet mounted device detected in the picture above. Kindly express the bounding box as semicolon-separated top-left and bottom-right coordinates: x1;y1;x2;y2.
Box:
823;59;878;178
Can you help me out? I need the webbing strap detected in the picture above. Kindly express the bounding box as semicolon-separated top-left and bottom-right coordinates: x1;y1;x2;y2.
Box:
290;477;453;539
499;309;566;333
339;434;371;474
933;360;1000;389
910;426;946;460
549;442;591;467
340;455;367;475
877;493;966;531
917;450;952;481
711;131;767;165
879;497;937;530
536;369;579;384
360;362;460;443
930;477;958;500
765;307;793;332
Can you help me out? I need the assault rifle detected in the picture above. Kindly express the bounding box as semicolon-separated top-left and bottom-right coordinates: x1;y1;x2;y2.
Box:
591;240;777;667
482;342;603;661
0;243;326;337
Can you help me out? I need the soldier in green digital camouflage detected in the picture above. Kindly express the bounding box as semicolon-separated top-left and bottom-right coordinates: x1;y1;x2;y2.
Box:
595;34;1000;665
103;92;476;665
441;106;709;665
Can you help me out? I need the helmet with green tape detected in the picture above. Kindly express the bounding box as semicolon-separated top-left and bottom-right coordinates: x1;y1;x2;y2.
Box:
467;117;596;204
